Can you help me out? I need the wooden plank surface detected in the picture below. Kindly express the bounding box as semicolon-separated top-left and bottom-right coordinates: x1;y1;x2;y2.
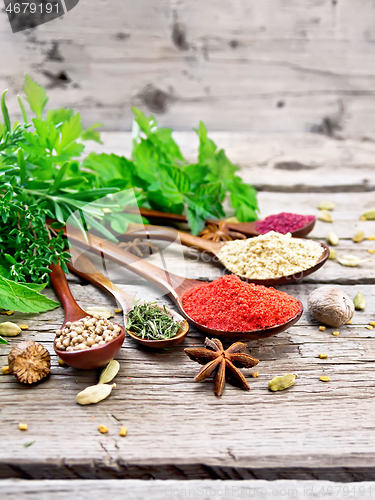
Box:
86;131;375;192
1;479;375;500
2;0;375;136
1;196;375;480
1;132;375;480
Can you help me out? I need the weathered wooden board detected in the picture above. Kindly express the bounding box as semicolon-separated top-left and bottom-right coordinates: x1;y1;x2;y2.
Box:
85;132;375;192
2;0;375;135
1;479;375;500
1;280;375;480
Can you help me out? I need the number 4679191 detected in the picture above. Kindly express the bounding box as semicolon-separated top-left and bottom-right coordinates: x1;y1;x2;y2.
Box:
6;3;59;14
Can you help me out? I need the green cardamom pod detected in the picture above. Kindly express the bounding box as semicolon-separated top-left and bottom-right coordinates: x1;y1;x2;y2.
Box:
353;292;366;310
99;359;120;384
318;201;335;211
353;230;365;243
328;248;337;260
337;255;361;267
76;383;116;405
318;210;333;223
360;209;375;221
327;232;339;246
0;322;21;337
268;373;296;392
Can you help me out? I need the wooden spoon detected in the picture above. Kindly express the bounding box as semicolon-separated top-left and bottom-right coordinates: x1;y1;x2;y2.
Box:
121;224;330;287
62;224;303;340
67;248;189;348
49;262;125;369
124;207;316;238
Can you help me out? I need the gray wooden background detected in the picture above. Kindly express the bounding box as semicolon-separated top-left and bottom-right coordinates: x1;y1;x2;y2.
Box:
2;0;375;136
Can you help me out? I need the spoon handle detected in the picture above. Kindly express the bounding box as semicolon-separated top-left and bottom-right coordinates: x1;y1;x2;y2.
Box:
49;262;87;324
68;248;134;311
62;225;184;302
124;224;221;254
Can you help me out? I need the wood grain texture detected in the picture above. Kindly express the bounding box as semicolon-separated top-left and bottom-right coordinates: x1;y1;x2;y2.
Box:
85;132;375;192
2;0;375;136
1;479;375;499
0;132;374;478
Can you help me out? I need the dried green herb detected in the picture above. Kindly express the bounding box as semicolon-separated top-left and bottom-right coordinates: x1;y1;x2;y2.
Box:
127;302;182;340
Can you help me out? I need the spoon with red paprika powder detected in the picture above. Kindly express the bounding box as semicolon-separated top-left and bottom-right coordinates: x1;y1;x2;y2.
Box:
62;224;303;340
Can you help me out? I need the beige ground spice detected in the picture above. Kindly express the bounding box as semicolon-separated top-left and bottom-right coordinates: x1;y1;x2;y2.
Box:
219;231;324;279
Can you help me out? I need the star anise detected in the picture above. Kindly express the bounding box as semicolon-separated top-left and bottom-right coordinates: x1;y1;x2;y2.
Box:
119;238;159;257
184;338;259;397
198;221;246;242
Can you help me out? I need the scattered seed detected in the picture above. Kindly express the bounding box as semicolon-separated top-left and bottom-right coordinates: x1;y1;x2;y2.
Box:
119;426;127;437
57;358;66;366
320;376;330;382
367;325;373;330
332;331;340;336
319;326;326;331
19;324;29;330
114;308;123;314
370;321;375;327
268;373;296;392
354;291;366;310
347;319;353;325
319;354;329;359
24;440;35;447
328;248;337;260
368;236;375;240
0;322;21;337
318;201;335;211
353;230;365;243
252;372;259;378
318;210;333;223
0;310;15;316
2;366;10;374
337;255;362;267
76;383;116;405
360;216;367;221
98;425;108;434
361;209;375;220
98;360;120;384
327;232;339;246
368;249;375;254
19;423;28;431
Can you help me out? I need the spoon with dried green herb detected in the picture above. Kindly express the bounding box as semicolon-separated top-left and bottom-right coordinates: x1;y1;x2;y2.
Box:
127;301;183;341
67;248;189;348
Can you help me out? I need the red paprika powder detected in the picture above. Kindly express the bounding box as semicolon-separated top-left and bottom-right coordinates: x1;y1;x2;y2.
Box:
256;212;315;235
182;274;301;332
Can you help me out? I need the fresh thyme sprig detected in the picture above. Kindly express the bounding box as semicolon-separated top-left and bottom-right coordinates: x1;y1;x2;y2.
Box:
126;301;182;340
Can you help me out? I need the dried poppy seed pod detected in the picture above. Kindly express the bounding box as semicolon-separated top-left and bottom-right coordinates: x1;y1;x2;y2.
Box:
8;341;50;384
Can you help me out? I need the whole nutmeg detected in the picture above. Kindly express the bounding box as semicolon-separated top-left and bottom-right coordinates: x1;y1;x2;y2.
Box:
8;341;50;384
307;286;354;327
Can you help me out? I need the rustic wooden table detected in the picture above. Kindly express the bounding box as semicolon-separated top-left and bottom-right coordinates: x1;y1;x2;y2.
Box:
1;133;375;488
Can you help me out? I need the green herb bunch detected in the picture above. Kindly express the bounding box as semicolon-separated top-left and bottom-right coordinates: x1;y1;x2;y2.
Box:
127;302;182;340
83;109;259;234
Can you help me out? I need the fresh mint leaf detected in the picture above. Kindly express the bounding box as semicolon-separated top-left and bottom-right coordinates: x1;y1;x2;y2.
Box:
183;163;209;189
0;336;9;345
23;75;49;119
0;275;59;313
161;164;190;193
131;107;157;136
